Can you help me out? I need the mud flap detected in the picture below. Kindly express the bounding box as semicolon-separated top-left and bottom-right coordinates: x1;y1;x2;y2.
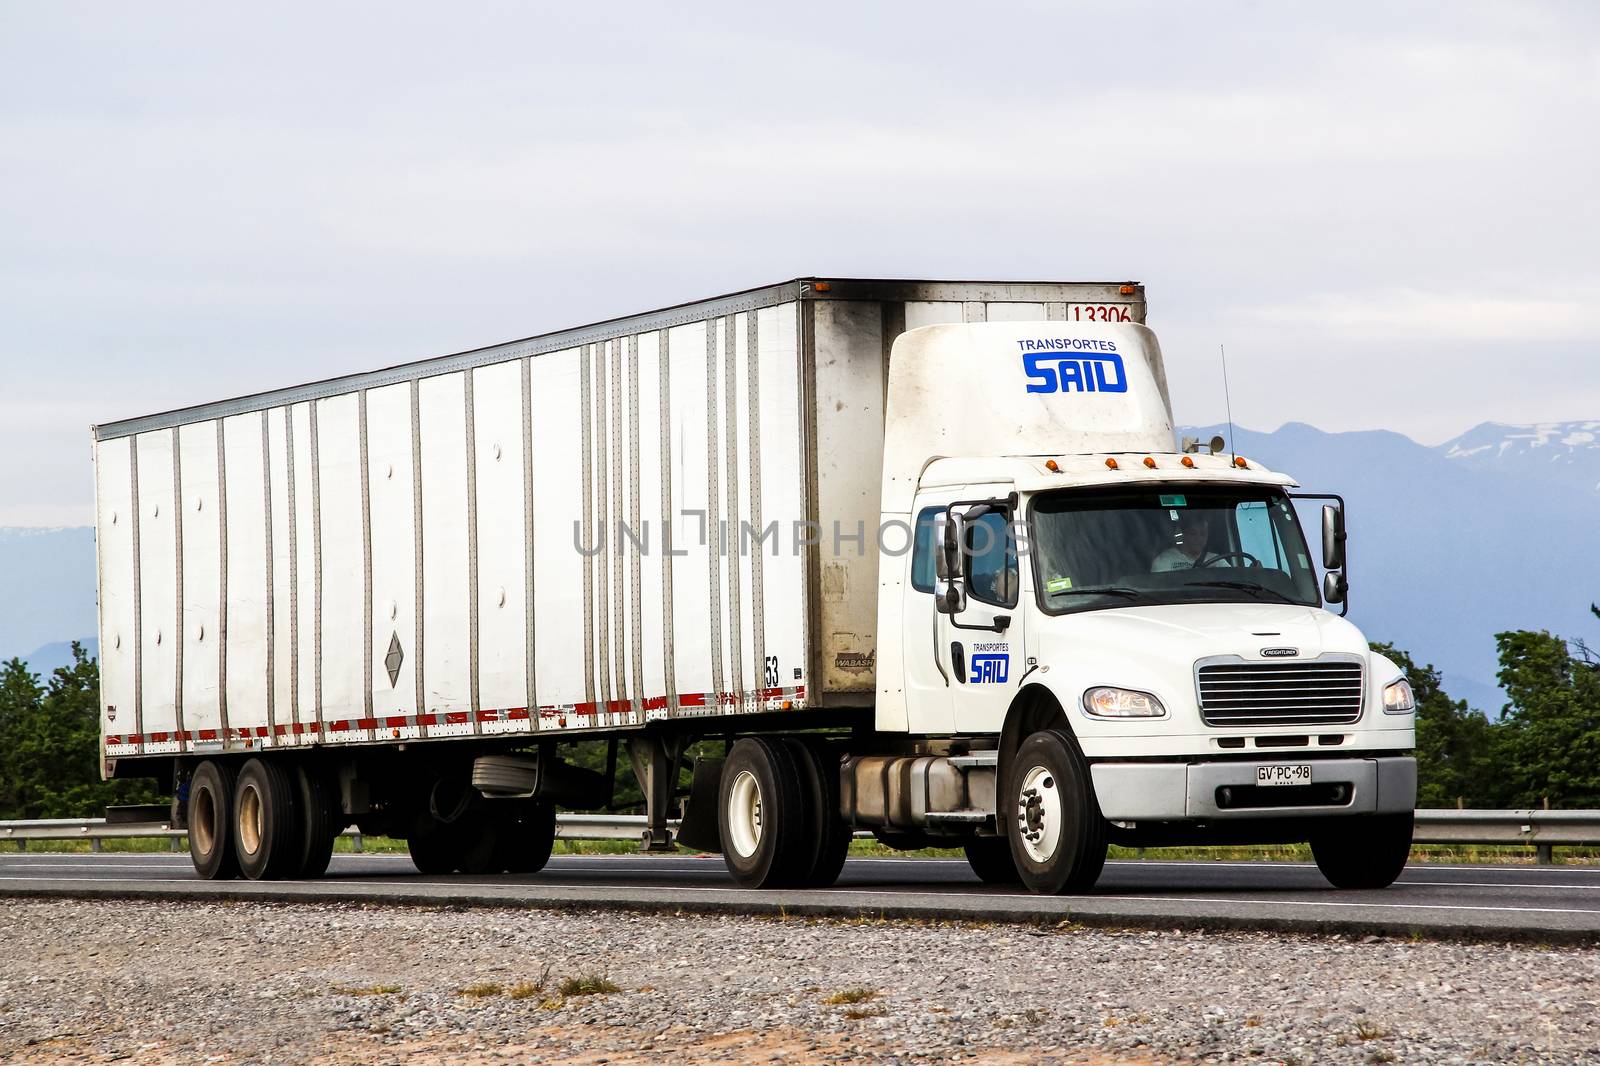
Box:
674;756;726;853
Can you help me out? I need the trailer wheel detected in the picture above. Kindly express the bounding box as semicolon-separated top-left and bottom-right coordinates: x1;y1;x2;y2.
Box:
294;766;340;879
963;836;1022;885
782;738;851;888
233;758;303;881
406;811;457;875
493;802;557;874
188;760;240;880
1310;811;1413;890
719;737;805;888
1006;729;1107;894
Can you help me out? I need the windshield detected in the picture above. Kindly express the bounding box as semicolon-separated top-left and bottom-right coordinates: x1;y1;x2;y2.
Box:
1029;484;1321;614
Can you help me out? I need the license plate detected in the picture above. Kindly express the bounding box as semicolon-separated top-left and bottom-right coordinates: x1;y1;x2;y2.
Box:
1256;764;1312;787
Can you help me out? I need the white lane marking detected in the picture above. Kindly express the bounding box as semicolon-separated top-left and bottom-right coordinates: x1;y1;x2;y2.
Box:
5;876;1596;917
0;863;187;871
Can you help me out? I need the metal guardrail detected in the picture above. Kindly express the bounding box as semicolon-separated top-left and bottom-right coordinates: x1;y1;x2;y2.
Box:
0;814;666;852
3;811;1598;861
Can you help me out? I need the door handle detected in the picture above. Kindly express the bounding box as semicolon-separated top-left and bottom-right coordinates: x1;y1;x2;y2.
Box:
950;642;966;684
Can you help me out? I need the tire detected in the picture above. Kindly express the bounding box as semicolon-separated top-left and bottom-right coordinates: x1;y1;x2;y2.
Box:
963;836;1022;885
294;765;340;879
407;807;499;876
233;758;303;881
783;738;851;888
492;802;557;874
188;760;240;881
1005;729;1107;895
1311;811;1414;890
718;737;806;888
407;810;457;875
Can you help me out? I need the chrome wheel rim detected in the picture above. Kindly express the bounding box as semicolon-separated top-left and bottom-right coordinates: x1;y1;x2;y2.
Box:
726;770;763;859
1015;764;1062;865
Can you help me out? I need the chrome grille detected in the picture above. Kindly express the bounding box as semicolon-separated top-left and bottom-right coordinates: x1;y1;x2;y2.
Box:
1196;658;1364;727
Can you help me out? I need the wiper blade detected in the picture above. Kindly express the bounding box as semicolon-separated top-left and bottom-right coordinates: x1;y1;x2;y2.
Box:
1050;585;1144;599
1187;580;1297;604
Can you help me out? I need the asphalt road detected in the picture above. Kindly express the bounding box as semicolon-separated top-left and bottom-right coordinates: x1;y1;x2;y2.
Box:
4;851;1599;942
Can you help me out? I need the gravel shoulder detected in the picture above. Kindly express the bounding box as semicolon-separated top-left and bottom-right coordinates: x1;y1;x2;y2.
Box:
1;899;1596;1064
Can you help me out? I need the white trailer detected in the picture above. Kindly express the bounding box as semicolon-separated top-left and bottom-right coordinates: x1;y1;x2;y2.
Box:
94;278;1416;891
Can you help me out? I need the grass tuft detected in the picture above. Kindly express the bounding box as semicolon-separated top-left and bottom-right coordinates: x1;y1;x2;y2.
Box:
1355;1022;1391;1041
558;974;620;998
458;982;504;998
823;987;878;1006
331;984;402;996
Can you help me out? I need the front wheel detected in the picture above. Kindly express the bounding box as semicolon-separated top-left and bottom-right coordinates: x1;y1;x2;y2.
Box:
1310;811;1414;889
1006;729;1107;895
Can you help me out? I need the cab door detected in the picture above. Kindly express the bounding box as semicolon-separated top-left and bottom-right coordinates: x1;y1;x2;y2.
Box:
900;492;963;735
936;489;1025;736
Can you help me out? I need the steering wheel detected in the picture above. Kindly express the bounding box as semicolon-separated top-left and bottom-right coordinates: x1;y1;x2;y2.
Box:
1197;551;1261;569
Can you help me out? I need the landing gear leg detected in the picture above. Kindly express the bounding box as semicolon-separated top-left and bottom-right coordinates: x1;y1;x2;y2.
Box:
628;735;691;852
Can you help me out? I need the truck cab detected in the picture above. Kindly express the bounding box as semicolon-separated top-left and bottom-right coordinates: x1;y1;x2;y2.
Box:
851;320;1417;893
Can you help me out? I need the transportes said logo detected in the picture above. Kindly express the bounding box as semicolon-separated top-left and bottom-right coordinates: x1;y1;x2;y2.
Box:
1018;337;1127;394
970;643;1010;684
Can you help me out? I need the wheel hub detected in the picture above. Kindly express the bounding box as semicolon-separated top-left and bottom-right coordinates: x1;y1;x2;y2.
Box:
1015;767;1061;864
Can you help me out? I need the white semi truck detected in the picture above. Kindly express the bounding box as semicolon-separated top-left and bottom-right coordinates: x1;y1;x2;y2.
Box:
93;278;1417;892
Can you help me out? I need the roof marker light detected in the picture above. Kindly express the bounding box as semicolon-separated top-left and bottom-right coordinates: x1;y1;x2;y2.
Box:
813;281;832;292
1234;456;1249;469
1105;457;1119;470
1119;284;1136;295
1045;459;1060;472
1181;455;1195;468
1143;457;1157;469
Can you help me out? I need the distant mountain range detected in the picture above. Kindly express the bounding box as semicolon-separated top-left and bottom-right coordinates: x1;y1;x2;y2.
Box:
1181;419;1598;713
0;526;98;675
2;420;1595;710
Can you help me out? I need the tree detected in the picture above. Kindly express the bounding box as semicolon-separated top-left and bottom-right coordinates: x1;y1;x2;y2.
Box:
1494;629;1600;808
1370;641;1500;807
0;643;162;819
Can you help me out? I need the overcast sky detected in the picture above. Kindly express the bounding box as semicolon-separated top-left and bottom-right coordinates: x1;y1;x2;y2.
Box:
1;2;1596;526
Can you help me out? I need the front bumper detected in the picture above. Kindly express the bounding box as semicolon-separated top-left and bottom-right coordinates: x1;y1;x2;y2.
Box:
1089;756;1416;821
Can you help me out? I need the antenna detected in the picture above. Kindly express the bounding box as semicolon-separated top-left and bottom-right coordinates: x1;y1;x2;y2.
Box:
1220;343;1236;460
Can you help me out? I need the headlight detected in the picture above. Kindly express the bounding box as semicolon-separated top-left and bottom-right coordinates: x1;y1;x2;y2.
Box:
1382;678;1416;714
1083;686;1167;718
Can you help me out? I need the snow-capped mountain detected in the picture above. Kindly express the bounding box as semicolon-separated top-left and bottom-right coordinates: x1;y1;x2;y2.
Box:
1437;420;1600;496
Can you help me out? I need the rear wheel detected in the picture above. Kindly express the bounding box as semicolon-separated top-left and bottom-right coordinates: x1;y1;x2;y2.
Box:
233;758;302;881
188;760;240;881
1311;811;1414;889
719;738;805;888
963;836;1022;885
783;738;851;889
492;802;557;874
294;766;340;879
406;810;458;875
1006;729;1107;895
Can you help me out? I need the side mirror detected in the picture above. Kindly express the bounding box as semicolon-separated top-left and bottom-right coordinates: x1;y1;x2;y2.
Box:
1323;570;1347;605
1321;504;1346;571
934;511;966;581
934;577;967;616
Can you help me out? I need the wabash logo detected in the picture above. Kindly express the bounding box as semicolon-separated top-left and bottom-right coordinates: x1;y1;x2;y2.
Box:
970;652;1010;684
1019;337;1128;395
